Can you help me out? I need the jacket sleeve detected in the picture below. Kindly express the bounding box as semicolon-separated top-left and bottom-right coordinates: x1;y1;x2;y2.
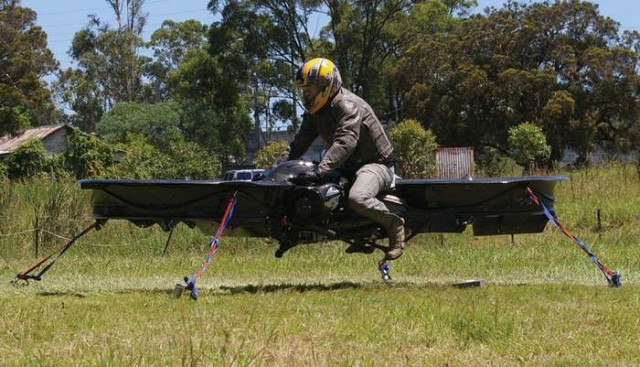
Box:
286;116;318;161
317;99;361;174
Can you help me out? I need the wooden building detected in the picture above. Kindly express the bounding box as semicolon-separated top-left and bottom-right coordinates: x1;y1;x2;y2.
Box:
0;124;76;158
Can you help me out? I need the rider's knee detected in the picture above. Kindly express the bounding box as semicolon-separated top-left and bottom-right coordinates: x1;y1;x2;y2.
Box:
348;190;371;209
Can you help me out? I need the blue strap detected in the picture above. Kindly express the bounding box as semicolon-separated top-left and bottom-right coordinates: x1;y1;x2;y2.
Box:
184;192;238;300
527;188;621;287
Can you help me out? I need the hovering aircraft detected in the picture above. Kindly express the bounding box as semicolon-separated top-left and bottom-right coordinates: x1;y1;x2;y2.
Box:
79;160;566;258
17;160;623;297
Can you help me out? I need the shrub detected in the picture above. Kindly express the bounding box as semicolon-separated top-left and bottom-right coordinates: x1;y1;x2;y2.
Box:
477;146;518;177
107;134;220;179
388;119;437;178
253;140;289;169
508;122;551;174
62;130;116;179
164;139;221;179
5;140;50;180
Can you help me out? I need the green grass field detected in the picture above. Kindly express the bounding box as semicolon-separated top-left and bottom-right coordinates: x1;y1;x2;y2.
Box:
1;164;639;366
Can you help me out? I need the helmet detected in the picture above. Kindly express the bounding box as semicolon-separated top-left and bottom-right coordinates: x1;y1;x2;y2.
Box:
295;58;342;114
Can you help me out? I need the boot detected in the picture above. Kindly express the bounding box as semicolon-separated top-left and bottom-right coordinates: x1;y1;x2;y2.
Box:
385;216;405;260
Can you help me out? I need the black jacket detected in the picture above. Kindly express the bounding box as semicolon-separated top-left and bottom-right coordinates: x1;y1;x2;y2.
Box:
287;88;394;174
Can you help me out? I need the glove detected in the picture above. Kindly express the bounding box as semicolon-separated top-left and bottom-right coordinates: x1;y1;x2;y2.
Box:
289;170;324;186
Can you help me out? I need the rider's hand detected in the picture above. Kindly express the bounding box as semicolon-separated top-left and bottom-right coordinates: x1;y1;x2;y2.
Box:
290;170;325;186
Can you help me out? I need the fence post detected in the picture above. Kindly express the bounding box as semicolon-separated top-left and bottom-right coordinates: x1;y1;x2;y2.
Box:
33;216;40;258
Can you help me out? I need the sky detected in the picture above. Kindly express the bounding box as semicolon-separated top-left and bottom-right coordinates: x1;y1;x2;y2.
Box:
19;0;640;74
22;0;217;71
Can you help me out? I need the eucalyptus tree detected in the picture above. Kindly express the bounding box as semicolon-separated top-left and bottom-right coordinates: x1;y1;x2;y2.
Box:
167;39;253;164
0;0;57;135
207;0;320;135
322;1;412;108
56;0;149;132
146;19;209;102
205;0;449;130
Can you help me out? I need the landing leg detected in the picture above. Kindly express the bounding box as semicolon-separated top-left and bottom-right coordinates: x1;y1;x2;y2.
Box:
378;260;391;281
275;240;297;258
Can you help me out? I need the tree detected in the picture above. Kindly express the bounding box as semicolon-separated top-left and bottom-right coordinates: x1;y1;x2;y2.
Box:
146;19;209;101
322;0;479;122
54;68;104;132
388;119;437;178
323;1;406;104
58;0;149;132
397;0;640;164
508;122;551;174
205;0;468;133
168;44;252;164
0;0;58;136
96;101;183;148
207;0;317;133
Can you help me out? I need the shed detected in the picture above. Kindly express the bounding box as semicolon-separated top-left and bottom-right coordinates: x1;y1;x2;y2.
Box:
436;147;475;179
0;124;75;158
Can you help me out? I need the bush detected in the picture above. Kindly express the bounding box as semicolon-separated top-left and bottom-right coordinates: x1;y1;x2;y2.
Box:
388;119;437;178
253;140;289;169
5;140;50;180
62;130;116;179
477;146;518;177
107;134;220;179
508;122;551;174
164;139;221;179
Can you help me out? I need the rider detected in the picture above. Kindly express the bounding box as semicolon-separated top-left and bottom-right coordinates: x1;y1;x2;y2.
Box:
283;57;406;260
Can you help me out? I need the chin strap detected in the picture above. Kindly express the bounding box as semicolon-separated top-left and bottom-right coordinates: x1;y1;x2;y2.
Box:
526;187;621;287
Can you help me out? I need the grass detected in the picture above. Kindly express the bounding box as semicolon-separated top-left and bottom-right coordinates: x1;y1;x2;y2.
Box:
1;163;639;366
1;276;639;366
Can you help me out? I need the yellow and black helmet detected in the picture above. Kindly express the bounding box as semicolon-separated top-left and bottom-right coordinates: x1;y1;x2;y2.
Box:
295;58;342;114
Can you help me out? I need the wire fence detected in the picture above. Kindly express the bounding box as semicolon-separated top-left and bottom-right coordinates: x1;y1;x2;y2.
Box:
0;215;182;259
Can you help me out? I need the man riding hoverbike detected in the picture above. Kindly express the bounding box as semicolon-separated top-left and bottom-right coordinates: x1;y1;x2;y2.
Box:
282;57;406;260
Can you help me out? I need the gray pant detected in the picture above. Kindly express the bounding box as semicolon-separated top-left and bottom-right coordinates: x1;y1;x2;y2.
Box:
348;163;402;232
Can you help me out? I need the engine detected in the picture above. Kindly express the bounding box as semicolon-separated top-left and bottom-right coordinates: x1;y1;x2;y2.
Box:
259;160;346;225
290;183;345;224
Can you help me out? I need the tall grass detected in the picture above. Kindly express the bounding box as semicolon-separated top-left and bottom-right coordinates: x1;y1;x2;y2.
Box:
1;177;92;258
1;163;639;366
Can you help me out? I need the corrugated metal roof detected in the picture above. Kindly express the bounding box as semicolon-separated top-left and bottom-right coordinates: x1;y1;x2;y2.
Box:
0;125;67;155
